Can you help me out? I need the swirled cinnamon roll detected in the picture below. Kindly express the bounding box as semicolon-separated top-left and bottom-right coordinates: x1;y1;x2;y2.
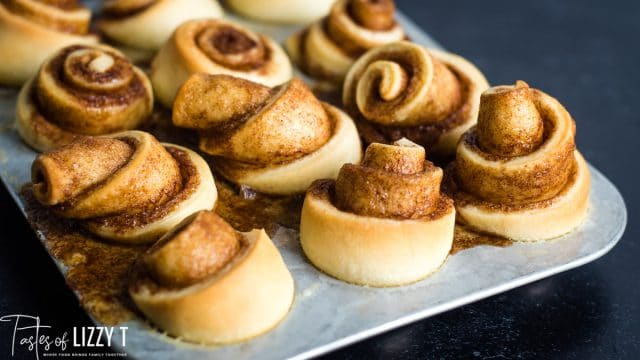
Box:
300;139;455;286
173;74;362;195
0;0;98;86
30;131;217;244
343;41;489;157
448;81;590;241
151;19;292;108
99;0;223;63
16;44;154;152
129;210;294;344
227;0;334;24
286;0;406;85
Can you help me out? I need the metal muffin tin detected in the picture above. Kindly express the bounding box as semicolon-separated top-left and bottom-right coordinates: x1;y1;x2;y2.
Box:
0;4;627;360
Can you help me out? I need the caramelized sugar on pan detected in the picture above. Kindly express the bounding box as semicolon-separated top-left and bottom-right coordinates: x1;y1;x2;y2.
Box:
21;186;147;325
451;224;513;255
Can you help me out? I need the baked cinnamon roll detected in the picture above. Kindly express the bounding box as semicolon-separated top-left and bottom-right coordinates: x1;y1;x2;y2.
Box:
227;0;334;24
151;19;292;108
300;139;455;286
99;0;224;63
286;0;406;85
30;131;217;244
0;0;98;86
16;44;153;152
343;41;489;157
449;81;590;241
129;210;294;344
173;74;362;195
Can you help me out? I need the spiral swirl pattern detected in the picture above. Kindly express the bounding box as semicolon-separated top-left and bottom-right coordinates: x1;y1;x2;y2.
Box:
0;0;97;85
286;0;405;84
450;81;591;241
151;19;291;107
335;139;448;219
173;74;362;195
343;41;489;156
99;0;223;62
129;210;294;344
16;44;153;152
30;131;217;243
300;139;455;286
455;81;576;204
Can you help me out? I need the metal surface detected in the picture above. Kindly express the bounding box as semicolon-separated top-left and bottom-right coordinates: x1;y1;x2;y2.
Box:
0;8;627;360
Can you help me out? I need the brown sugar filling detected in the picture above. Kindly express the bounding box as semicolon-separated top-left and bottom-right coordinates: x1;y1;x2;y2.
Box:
197;26;270;71
40;46;147;110
309;179;454;222
443;159;580;212
356;68;470;153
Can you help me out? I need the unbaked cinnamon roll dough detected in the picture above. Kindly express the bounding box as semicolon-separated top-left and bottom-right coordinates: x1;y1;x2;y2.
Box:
173;74;362;195
99;0;224;62
130;210;294;344
16;44;153;152
30;131;217;244
449;81;590;241
301;139;455;287
0;0;98;86
151;18;292;107
343;41;489;157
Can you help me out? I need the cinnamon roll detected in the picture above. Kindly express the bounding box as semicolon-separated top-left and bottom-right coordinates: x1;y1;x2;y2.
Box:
151;19;292;108
300;139;455;286
173;74;362;195
0;0;98;86
16;44;153;152
343;41;489;157
449;81;590;241
286;0;406;85
99;0;224;63
227;0;334;24
30;131;217;244
129;210;294;344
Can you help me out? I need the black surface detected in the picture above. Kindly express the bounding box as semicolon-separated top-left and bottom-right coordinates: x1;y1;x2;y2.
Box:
1;0;639;359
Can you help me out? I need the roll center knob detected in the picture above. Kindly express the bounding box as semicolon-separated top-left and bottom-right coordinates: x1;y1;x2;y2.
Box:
88;53;115;73
476;80;545;157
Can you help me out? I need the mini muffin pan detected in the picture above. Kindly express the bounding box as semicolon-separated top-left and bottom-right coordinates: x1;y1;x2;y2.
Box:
0;5;627;360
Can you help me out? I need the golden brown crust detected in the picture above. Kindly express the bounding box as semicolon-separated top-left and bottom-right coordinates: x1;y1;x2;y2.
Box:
174;74;331;164
130;212;294;344
450;82;590;241
335;140;445;219
343;42;489;156
455;82;577;204
450;152;590;241
173;74;362;195
143;211;241;288
30;131;217;243
0;1;97;86
150;18;291;107
16;44;153;152
300;140;455;286
286;0;405;84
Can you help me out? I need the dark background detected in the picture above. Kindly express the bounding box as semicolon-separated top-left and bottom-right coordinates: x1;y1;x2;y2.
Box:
1;0;638;359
